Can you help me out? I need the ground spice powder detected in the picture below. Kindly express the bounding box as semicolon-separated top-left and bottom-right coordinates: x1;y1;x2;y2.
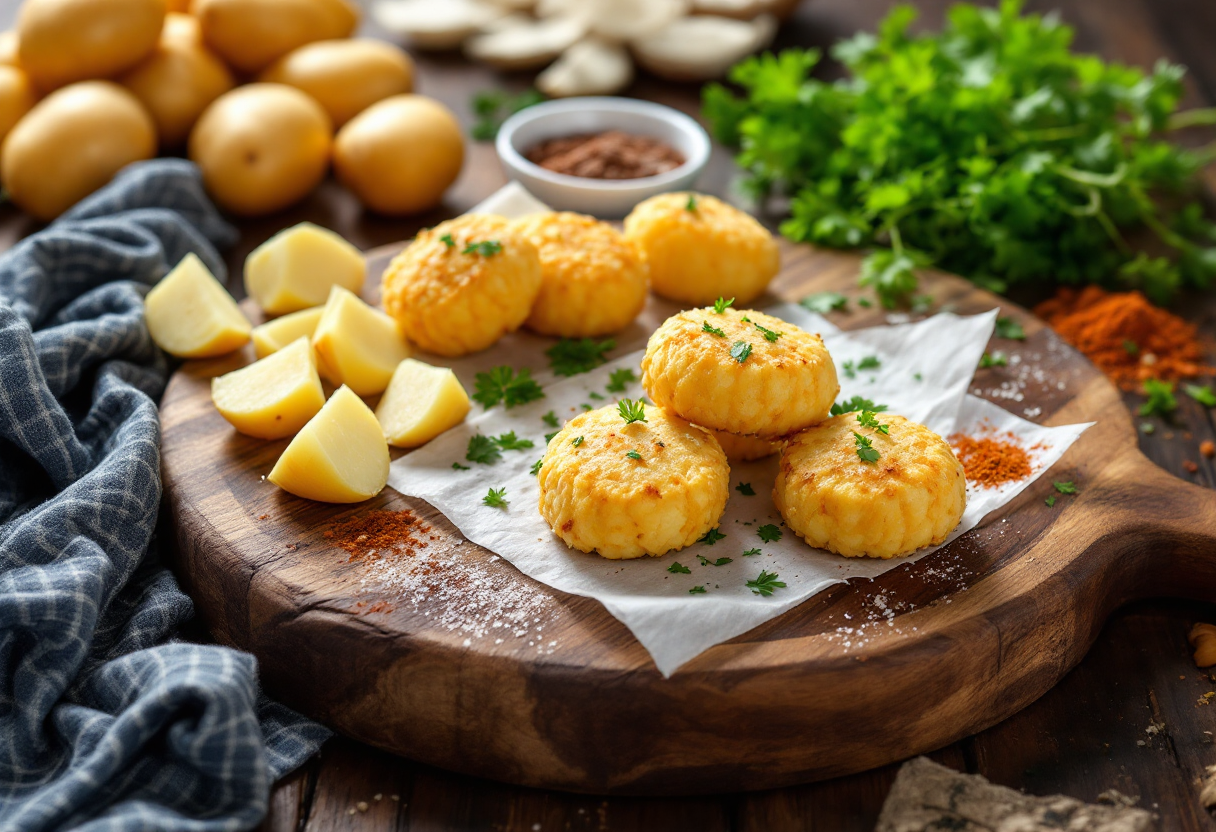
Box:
1034;286;1208;390
949;433;1033;488
324;509;428;562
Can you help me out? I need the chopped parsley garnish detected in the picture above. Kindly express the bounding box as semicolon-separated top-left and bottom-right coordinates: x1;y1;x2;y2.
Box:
581;403;593;411
800;292;848;314
546;337;615;377
756;524;782;543
831;396;888;417
588;391;604;400
1185;384;1216;407
699;528;726;545
753;322;782;342
1140;379;1177;417
452;462;470;471
712;297;734;314
618;398;647;425
667;562;691;574
483;487;508;508
742;548;762;557
1053;481;1077;495
545;431;559;443
995;317;1026;340
858;355;881;370
493;431;534;451
746;570;786;597
462;239;503;256
466;434;501;465
857;410;890;435
730;341;752;363
703;321;727;337
686;194;698;212
1123;340;1140;355
842;360;856;379
913;372;923;381
606;368;637;392
736;482;756;496
1140;422;1155;434
1045;495;1056;507
530;458;543;476
978;351;1008;369
626;450;642;460
854;432;881;463
473;366;545;409
439;233;455;248
911;294;934;313
470;87;545;140
689;585;707;595
542;410;559;428
572;436;584;447
858;298;873;308
698;555;733;567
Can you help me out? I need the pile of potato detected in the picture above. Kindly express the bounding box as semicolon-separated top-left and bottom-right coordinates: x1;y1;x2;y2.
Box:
0;0;465;221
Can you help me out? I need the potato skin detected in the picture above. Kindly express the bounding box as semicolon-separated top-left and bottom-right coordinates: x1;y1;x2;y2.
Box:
17;0;164;91
380;214;541;357
194;0;360;75
773;414;966;559
538;403;729;560
511;212;648;338
624;192;779;306
641;307;838;438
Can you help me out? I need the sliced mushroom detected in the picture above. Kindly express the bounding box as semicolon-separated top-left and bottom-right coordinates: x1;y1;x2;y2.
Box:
537;38;633;98
487;0;536;9
464;15;587;70
691;0;766;19
586;0;689;41
632;13;777;80
373;0;507;50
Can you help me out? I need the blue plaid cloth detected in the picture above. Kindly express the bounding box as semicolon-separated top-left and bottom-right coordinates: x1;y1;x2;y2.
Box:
0;160;330;831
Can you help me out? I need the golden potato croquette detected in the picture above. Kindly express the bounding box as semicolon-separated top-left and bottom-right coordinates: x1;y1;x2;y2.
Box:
380;214;541;357
537;403;729;560
641;307;838;438
623;192;779;306
773;414;966;559
705;427;784;462
510;212;648;338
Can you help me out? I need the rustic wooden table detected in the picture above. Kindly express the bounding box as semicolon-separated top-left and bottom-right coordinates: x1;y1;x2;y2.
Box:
2;0;1214;829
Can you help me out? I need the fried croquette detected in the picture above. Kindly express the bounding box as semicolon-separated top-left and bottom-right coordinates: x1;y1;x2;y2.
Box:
537;403;729;560
705;427;783;462
623;192;779;306
641;307;838;438
511;212;648;338
773;414;966;559
380;214;541;357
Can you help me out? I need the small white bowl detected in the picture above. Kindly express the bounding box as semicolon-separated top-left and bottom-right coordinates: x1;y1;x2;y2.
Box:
495;97;711;219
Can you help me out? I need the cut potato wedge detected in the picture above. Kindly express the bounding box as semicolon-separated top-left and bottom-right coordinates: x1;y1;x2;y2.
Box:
375;358;470;448
312;286;411;396
145;252;250;358
245;222;365;315
252;306;324;358
268;384;390;503
211;337;324;439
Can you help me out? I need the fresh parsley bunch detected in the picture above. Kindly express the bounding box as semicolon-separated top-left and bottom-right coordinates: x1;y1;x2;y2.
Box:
704;0;1216;305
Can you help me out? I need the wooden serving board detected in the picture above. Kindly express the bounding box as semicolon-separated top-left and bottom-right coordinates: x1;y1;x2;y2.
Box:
161;240;1216;795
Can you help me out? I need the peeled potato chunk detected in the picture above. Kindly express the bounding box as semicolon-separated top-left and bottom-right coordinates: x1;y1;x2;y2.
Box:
375;358;470;448
312;286;411;396
245;222;365;315
211;337;324;439
252;306;323;358
268;384;390;503
145;252;250;358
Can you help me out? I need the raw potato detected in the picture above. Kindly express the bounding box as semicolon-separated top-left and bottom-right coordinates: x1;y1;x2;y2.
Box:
536;38;632;98
119;14;236;148
333;94;464;216
268;385;390;503
189;84;332;217
252;307;324;358
375;358;470;448
211;337;325;439
0;65;36;145
311;286;411;396
17;0;165;90
244;222;365;315
260;39;414;129
632;13;777;81
194;0;360;74
144;253;251;358
372;0;506;50
1;81;156;221
0;31;19;66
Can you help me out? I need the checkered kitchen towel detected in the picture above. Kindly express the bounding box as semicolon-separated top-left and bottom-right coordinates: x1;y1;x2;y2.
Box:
0;160;329;831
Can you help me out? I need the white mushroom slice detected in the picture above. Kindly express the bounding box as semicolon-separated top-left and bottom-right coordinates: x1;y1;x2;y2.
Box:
537;38;634;98
586;0;689;41
373;0;507;49
487;0;536;9
535;0;582;18
632;14;777;81
464;15;587;70
691;0;766;19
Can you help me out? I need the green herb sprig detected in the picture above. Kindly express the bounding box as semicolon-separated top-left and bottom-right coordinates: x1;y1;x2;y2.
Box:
546;338;615;377
618;399;647;425
473;366;545;409
483;487;508;508
747;570;787;597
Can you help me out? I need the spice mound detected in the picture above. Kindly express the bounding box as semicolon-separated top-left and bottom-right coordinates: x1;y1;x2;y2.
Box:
949;433;1033;488
525;131;685;180
1034;286;1209;390
324;509;428;562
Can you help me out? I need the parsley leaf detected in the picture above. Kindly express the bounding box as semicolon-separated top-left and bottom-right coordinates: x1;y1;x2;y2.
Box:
439;233;455;248
668;562;691;574
1140;379;1178;417
754;322;782;342
757;524;782;543
530;458;543;476
572;436;584;447
736;482;756;496
626;450;642;460
1185;384;1216;407
606;368;637;392
588;391;604;400
618;398;647;424
698;555;733;567
483;487;508;508
1123;340;1140;356
546;338;615;377
466;434;501;465
995;317;1026;340
842;360;856;379
493;431;534;451
746;570;786;597
854;432;881;463
689;585;707;595
703;321;727;337
857;410;890;434
979;351;1008;369
452;462;470;471
542;410;560;428
712;297;735;314
800;292;849;314
1045;495;1056;507
686;194;698;212
858;355;880;370
730;341;752;363
545;431;559;443
699;528;726;545
470;87;545;141
473;366;544;409
831;396;888;417
462;240;503;256
1053;481;1078;495
742;548;762;556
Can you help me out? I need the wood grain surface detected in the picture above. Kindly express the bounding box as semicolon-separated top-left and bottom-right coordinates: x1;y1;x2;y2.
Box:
161;236;1216;795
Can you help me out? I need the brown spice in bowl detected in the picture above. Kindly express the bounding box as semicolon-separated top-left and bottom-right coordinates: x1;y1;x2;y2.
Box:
524;130;685;180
